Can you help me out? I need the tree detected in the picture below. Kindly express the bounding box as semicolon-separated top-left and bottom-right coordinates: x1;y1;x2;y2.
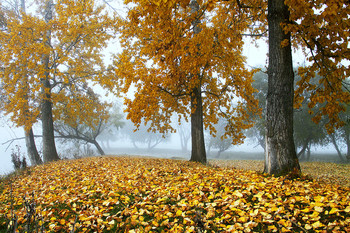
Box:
0;0;43;166
293;74;328;160
206;118;233;157
54;90;117;156
264;0;300;175
122;120;170;151
0;0;117;162
114;0;260;163
96;104;125;150
328;106;350;162
176;118;191;153
245;71;268;152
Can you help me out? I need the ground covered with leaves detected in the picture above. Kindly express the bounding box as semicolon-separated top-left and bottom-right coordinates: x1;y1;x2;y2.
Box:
211;160;350;187
1;157;350;232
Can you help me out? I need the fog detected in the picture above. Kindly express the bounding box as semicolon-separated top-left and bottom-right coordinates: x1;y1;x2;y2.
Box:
0;118;344;177
0;25;344;176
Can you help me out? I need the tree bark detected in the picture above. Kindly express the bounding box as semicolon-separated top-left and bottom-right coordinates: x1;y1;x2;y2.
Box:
189;0;206;163
25;128;42;165
264;0;300;176
41;0;60;162
190;86;207;163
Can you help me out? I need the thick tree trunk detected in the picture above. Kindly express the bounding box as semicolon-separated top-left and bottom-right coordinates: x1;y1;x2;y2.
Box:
189;0;206;163
264;0;300;176
25;128;42;166
42;82;60;162
42;0;60;163
190;86;207;163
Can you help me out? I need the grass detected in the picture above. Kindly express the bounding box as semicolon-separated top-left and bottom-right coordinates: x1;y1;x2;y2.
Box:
0;156;349;232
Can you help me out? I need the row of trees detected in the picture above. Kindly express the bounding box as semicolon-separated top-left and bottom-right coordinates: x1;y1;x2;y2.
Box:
1;0;349;176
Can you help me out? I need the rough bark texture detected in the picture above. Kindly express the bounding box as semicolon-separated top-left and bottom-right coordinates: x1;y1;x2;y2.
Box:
189;0;206;163
190;86;207;163
41;0;60;163
25;128;42;165
264;0;300;176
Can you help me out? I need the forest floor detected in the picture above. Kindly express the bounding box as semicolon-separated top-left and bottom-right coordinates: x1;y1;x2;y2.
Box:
1;156;350;232
210;160;350;187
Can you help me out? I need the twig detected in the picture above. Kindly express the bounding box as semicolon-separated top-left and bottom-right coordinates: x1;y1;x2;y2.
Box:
70;215;78;233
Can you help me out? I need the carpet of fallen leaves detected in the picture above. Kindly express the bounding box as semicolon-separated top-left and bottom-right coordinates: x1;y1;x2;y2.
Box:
1;157;350;232
210;160;350;187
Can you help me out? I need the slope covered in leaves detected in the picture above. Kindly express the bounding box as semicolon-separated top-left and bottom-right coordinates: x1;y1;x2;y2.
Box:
1;157;349;232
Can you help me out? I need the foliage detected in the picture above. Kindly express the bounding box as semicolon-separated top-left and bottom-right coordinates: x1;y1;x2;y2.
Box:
1;157;350;232
0;0;117;131
113;0;261;143
286;0;350;132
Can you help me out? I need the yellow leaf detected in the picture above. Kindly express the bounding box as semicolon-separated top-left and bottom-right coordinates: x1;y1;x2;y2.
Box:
108;220;115;225
329;207;339;214
344;206;350;213
176;209;182;217
314;206;323;213
312;221;325;228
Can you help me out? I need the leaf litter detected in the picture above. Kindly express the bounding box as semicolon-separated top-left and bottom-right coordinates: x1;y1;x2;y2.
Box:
0;156;349;232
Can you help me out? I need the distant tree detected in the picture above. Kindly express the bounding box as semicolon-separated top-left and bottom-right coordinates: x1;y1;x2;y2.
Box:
176;118;191;153
206;118;233;157
54;92;121;156
97;104;125;150
245;71;268;152
328;106;350;162
122;120;170;151
293;74;329;160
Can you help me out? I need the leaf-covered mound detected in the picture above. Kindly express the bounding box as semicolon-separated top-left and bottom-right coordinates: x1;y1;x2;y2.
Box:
1;156;349;232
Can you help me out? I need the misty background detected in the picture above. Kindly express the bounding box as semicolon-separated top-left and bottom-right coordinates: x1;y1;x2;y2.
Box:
1;33;346;176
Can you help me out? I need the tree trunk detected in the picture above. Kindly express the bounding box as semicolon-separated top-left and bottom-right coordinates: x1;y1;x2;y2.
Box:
190;86;207;163
330;134;345;162
344;128;350;161
93;140;105;155
297;138;310;159
264;0;300;176
41;0;60;163
189;0;206;163
25;128;42;166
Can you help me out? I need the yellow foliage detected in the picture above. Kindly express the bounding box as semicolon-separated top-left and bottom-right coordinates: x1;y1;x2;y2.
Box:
113;0;263;142
0;0;118;130
288;0;350;132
